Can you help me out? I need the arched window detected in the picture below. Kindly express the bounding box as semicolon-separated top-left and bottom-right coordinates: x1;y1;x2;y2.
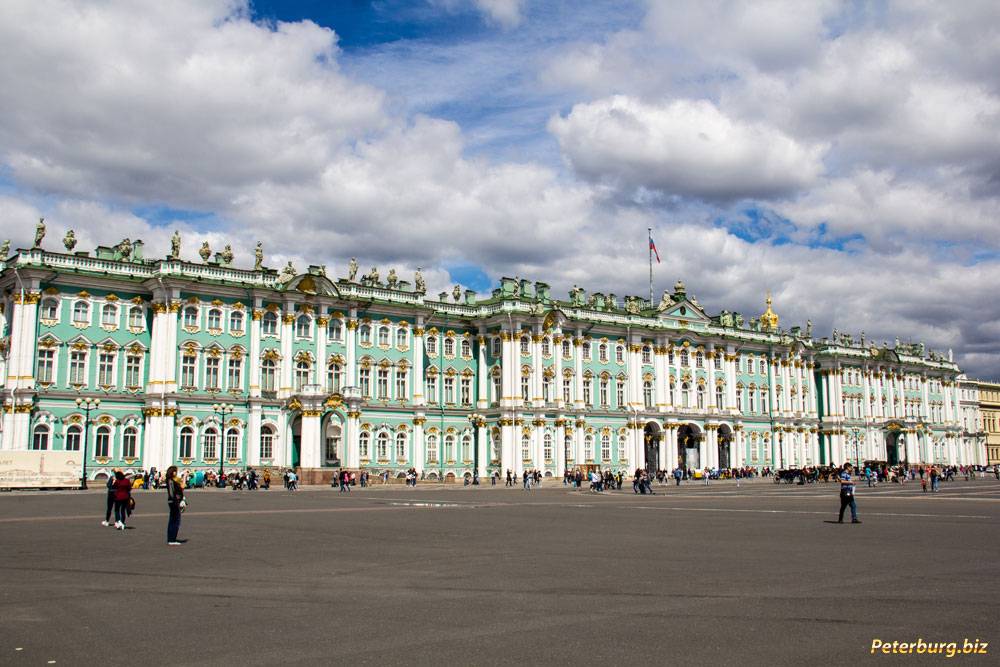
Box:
643;380;653;408
749;386;756;413
520;336;530;355
680;349;689;367
325;422;341;464
179;427;194;459
462;433;472;461
101;303;117;326
600;376;610;406
445;434;456;461
41;298;59;320
601;434;611;461
616;345;625;363
95;425;111;458
225;428;240;460
260;425;274;460
65;424;82;451
716;385;724;410
294;361;310;391
122;427;138;459
261;358;277;392
425;434;438;463
543;432;553;462
378;326;390;346
695;351;704;368
359;431;371;459
444;336;455;356
426;336;437;355
261;311;278;335
521;433;531;461
229;311;244;333
207;308;222;330
492;337;502;357
642;346;652;364
584;434;594;460
562;340;571;358
327;318;343;341
681;382;691;408
541;338;550;357
376;432;390;460
461;339;471;358
296;315;311;338
73;300;89;323
582;341;591;360
327;361;343;393
395;327;407;348
396;431;408;461
128;306;143;329
599;343;608;363
203;428;219;460
183;306;198;328
697;384;705;409
358;324;371;344
31;424;50;450
565;434;573;462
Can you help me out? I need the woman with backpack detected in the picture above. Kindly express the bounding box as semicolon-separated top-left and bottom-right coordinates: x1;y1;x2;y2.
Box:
111;470;132;530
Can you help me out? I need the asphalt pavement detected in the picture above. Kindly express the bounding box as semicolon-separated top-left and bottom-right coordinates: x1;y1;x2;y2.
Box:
1;477;997;665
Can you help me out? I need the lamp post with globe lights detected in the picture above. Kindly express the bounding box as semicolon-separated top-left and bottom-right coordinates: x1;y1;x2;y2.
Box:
212;402;233;485
75;397;100;490
467;412;483;484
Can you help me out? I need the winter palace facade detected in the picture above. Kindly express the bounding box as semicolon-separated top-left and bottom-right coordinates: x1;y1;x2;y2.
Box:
0;234;983;482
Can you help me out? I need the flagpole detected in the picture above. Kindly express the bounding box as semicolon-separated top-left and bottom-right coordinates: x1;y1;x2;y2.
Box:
647;227;653;306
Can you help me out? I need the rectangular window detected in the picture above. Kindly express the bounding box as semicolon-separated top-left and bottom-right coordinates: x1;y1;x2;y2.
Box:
493;375;502;404
125;355;141;388
563;378;571;403
359;368;371;398
98;351;115;386
37;348;54;384
583;379;592;405
444;376;455;404
227;358;242;391
181;355;196;388
205;357;220;390
600;378;609;407
395;369;407;401
460;377;472;405
377;368;389;399
426;375;438;403
616;381;624;407
69;351;87;386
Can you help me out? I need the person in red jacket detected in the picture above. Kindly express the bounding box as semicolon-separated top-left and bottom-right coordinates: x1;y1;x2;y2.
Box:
111;470;132;530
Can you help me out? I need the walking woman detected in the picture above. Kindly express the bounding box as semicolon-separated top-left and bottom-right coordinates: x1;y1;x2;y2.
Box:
101;470;117;526
166;466;185;545
111;470;132;530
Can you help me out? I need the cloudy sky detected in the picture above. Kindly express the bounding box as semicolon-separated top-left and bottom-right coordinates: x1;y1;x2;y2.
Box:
1;0;998;376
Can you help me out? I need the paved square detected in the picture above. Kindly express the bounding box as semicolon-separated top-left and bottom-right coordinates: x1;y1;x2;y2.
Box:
1;478;997;665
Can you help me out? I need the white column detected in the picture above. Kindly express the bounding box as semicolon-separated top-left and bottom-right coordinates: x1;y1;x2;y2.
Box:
573;333;584;409
628;337;642;411
476;422;488;477
344;409;360;469
315;313;327;389
532;329;543;408
726;351;738;412
279;307;293;398
412;417;425;474
654;340;666;412
553;330;564;409
248;404;262;466
476;333;488;409
345;309;358;394
412;320;425;407
555;420;566;474
299;411;321;469
249;305;262;398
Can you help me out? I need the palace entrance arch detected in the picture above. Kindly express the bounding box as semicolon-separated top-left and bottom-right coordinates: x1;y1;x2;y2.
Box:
644;422;661;473
885;425;904;465
718;424;733;469
324;413;344;467
677;423;701;470
290;414;302;468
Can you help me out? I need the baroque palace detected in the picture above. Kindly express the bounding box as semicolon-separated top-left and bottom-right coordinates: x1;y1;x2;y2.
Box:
0;225;983;482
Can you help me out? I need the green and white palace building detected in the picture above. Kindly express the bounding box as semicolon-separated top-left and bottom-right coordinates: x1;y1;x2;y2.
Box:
0;233;983;482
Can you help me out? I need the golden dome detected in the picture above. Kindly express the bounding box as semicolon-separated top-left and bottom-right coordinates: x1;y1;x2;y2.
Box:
760;292;779;331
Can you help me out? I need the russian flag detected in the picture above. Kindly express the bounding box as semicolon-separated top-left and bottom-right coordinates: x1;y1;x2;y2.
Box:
649;235;661;263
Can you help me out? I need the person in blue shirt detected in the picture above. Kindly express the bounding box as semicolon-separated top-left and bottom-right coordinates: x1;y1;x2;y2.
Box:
838;462;861;524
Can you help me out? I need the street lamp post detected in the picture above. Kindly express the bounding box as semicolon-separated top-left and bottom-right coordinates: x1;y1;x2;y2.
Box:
467;412;482;485
75;397;100;490
212;402;233;486
852;428;862;469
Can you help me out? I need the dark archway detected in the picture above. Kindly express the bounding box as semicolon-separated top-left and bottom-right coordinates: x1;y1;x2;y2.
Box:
718;424;733;469
290;415;302;468
644;422;661;473
885;429;902;465
323;413;343;467
676;423;702;470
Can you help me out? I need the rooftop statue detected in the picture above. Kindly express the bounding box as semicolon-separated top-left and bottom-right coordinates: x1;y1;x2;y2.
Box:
221;244;233;265
63;229;77;252
657;290;673;311
254;242;263;270
347;258;358;281
33;218;46;248
387;268;398;289
453;284;461;302
414;268;426;293
805;320;812;337
119;237;132;260
624;296;641;314
170;230;181;260
368;266;380;285
199;241;211;263
0;239;9;257
278;261;296;285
